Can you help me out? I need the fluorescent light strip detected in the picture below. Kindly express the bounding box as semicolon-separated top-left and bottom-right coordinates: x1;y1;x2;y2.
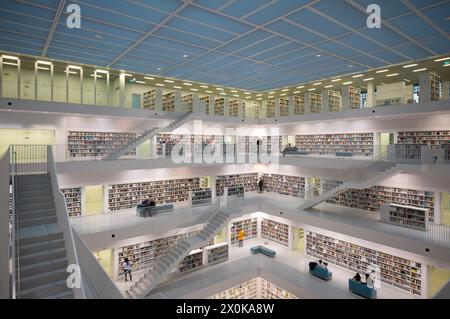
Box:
403;79;410;83
342;81;352;85
293;91;301;94
403;63;418;68
164;79;174;83
413;68;427;72
281;89;289;92
257;98;262;101
205;91;213;94
190;88;198;92
363;77;374;82
296;86;305;89
2;62;18;66
331;78;341;82
280;93;287;96
313;82;322;86
1;55;19;60
376;69;389;73
269;91;275;94
96;69;109;74
434;57;450;62
90;74;103;78
268;95;274;98
216;88;224;91
324;85;333;88
36;60;52;65
173;86;182;89
231;90;238;93
64;70;77;74
386;73;399;77
256;94;262;97
144;77;154;80
200;85;208;88
244;92;251;94
135;80;146;84
220;92;226;95
68;65;82;70
183;82;192;86
233;95;240;97
36;66;50;71
155;83;165;87
308;88;316;91
352;74;363;78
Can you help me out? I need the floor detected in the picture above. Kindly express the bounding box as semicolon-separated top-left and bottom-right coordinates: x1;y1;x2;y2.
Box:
112;238;416;299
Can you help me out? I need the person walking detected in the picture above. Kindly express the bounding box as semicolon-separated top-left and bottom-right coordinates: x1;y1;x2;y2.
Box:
123;257;133;282
258;178;264;192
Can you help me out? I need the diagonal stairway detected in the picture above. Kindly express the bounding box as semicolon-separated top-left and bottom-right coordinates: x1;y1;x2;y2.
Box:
105;112;193;160
125;209;231;299
15;174;74;299
299;163;402;211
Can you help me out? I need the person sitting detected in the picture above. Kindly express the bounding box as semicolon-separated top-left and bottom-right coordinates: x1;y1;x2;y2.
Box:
309;261;318;271
318;259;323;267
142;199;150;206
353;272;362;282
149;199;156;206
322;262;328;270
364;273;374;288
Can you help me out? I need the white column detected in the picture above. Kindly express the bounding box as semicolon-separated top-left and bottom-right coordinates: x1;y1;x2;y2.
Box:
304;93;311;114
288;96;294;116
341;86;350;110
208;95;215;115
119;73;126;107
274;98;280;117
192;93;200;113
155;88;163;112
261;100;268;118
419;73;431;103
321;90;329;112
434;192;441;224
211;176;217;202
174;91;182;112
223;97;230;117
441;81;449;100
366;82;375;108
237;100;245;118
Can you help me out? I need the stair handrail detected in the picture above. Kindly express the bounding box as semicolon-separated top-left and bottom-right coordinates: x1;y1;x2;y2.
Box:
47;145;86;299
9;147;19;298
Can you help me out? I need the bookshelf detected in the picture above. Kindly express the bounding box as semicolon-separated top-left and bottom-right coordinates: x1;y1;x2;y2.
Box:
310;93;322;113
230;218;258;244
266;99;275;118
227;186;245;198
200;96;211;115
215;173;258;196
108;177;200;211
380;203;428;230
261;218;289;247
178;249;204;273
191;188;212;207
61;187;82;217
67;131;136;158
306;231;422;296
182;94;193;112
262;174;305;198
393;144;422;161
295;133;374;157
229;100;239;117
162;92;175;112
397;131;450;147
214;98;225;116
143;89;156;110
328;90;341;112
327;185;435;222
348;87;361;109
206;242;229;266
260;278;298;299
294;95;304;115
208;278;258;299
280;98;289;117
430;72;440;101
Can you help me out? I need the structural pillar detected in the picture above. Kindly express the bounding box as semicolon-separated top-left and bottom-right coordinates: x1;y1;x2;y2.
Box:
341;86;350;110
366;81;375;108
321;90;329;112
304;93;311;114
419;72;431;103
440;81;449;100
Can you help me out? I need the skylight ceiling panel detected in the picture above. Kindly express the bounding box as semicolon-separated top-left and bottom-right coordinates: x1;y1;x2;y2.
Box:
115;57;176;69
266;47;318;65
132;0;183;13
0;1;56;20
393;43;431;60
178;7;253;34
50;42;119;60
244;0;311;24
389;14;439;40
0;31;44;47
250;42;304;61
235;36;288;58
26;0;61;9
409;0;441;9
221;0;273;18
353;0;410;19
311;0;369;29
155;28;221;49
422;2;450;33
132;42;199;61
0;11;53;30
47;46;116;63
368;49;407;64
173;52;231;70
0;20;48;38
165;17;237;42
265;20;324;45
0;42;42;56
51;35;127;55
46;50;110;66
315;41;362;58
286;8;348;37
275;54;329;69
336;33;383;53
218;29;273;53
193;0;233;10
125;48;185;65
358;27;410;47
349;54;385;68
418;35;450;54
142;37;206;55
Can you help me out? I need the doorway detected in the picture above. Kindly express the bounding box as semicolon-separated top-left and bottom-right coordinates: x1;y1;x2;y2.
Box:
292;227;304;253
84;185;104;215
441;192;450;226
379;132;394;155
93;249;113;277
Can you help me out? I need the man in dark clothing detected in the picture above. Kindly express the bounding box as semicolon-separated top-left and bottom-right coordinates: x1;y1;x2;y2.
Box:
258;178;264;192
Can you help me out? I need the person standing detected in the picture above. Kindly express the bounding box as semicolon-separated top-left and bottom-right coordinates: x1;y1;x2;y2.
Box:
123;257;133;282
258;178;264;192
237;229;245;247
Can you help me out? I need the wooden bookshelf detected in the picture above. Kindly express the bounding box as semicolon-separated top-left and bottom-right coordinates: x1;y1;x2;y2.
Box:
280;98;289;116
108;178;200;211
266;99;275;118
310;93;322;113
214;98;225;116
215;173;258;196
230;218;258;244
208;278;258;299
294;95;304;115
261;218;289;247
380;203;428;230
295;133;374;157
162;92;175;112
206;242;229;266
143;89;156;110
260;278;298;299
178;249;204;273
306;230;422;296
262;174;305;198
328;90;341;112
327;185;435;222
61;187;82;217
67;131;136;158
182;94;193;112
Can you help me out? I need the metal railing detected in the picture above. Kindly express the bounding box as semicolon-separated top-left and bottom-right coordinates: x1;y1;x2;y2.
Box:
8;148;17;299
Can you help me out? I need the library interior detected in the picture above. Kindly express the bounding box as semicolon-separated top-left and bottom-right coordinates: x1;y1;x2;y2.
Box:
0;0;450;301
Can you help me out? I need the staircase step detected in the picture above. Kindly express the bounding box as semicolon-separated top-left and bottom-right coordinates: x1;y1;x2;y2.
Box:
19;215;58;227
20;267;68;291
19;209;56;221
19;279;70;299
19;257;68;278
20;247;66;267
42;290;73;299
19;231;64;246
17;202;55;213
17;194;53;203
19;238;65;256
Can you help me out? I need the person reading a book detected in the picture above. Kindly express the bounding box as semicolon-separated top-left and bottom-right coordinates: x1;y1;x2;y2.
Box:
353;272;362;282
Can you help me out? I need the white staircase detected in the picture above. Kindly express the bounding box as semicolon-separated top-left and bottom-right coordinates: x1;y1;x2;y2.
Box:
15;174;74;299
125;209;231;299
299;163;402;211
105;112;193;160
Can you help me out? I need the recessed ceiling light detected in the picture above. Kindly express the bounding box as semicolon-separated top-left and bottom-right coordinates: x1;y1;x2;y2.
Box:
231;90;238;93
268;95;274;98
155;83;165;87
256;94;262;97
164;79;174;83
190;88;198;91
296;86;305;89
331;78;341;82
244;92;251;95
135;80;146;84
403;63;418;68
281;89;289;92
376;69;389;73
313;82;322;86
183;82;192;86
342;81;352;85
280;93;287;96
316;54;321;58
348;65;353;68
157;68;162;71
308;88;316;91
144;77;154;80
413;68;427;72
352;74;363;78
269;91;275;94
205;90;213;93
200;85;208;88
233;94;240;97
216;88;224;91
324;85;333;88
363;77;374;82
182;54;189;58
257;98;262;100
386;73;399;77
174;86;182;89
220;92;226;95
293;91;301;94
434;57;450;62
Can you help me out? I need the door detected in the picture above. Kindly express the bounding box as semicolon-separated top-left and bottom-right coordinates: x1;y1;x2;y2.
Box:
132;93;141;109
84;185;104;215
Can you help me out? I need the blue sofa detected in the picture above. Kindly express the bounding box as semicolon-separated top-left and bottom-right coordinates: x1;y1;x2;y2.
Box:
309;265;333;281
136;203;174;217
348;279;377;299
250;245;276;258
